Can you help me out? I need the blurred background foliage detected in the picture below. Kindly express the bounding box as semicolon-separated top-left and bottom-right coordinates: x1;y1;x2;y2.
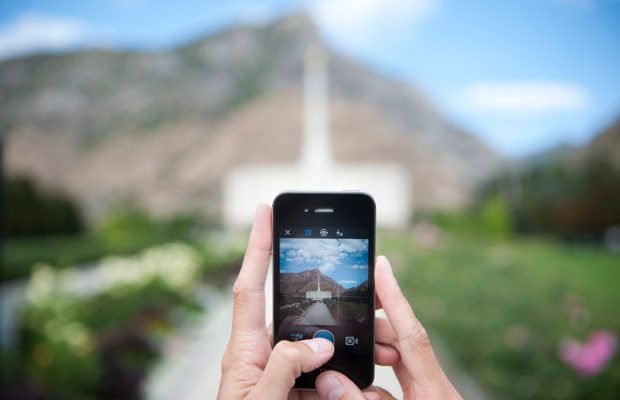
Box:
4;176;84;238
379;232;620;399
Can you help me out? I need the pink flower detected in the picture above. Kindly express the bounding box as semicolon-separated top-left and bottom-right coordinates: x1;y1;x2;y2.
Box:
559;330;617;377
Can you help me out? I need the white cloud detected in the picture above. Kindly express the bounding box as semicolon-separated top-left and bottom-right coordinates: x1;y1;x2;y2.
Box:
0;13;93;60
281;238;368;276
307;0;436;52
350;264;368;270
460;82;590;114
339;280;357;285
319;263;335;273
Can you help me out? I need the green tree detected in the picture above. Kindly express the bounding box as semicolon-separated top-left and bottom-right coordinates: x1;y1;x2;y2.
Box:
3;176;84;237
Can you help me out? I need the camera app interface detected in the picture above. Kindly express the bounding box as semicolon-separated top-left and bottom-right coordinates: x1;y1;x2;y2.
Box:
278;227;370;357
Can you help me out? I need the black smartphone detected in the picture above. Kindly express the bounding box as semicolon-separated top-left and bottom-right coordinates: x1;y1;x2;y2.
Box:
273;192;375;389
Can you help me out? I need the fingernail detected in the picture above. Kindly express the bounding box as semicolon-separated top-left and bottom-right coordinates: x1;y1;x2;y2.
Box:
254;204;263;218
378;255;393;273
316;373;344;400
303;338;333;354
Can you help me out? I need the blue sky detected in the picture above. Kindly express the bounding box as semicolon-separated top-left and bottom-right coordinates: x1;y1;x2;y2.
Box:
280;238;368;289
1;0;619;156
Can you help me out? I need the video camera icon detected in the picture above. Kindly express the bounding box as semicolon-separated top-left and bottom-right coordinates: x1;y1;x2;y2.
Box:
345;336;358;346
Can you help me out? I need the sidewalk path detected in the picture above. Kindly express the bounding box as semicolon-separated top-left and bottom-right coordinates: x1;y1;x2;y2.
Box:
299;301;337;325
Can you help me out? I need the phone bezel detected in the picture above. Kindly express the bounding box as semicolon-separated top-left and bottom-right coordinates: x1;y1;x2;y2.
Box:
272;191;376;389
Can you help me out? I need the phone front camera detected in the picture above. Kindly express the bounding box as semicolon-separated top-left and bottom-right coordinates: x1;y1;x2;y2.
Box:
304;208;309;213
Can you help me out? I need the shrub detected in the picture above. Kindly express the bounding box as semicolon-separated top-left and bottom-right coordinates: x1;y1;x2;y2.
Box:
3;176;84;238
16;243;203;399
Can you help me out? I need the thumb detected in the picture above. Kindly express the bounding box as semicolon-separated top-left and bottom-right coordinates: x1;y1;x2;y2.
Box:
316;371;378;400
249;339;334;399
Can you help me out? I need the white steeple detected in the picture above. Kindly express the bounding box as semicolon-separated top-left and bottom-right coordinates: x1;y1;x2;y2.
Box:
222;43;412;229
301;43;331;185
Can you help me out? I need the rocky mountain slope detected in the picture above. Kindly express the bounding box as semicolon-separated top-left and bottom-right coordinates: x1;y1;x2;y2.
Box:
523;117;620;169
2;14;504;220
280;268;367;297
586;118;620;169
280;268;345;296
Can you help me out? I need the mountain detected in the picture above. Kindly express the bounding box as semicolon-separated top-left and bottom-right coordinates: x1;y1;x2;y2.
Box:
280;268;368;297
280;268;347;296
523;117;620;170
2;14;504;220
342;280;369;297
586;117;620;170
484;117;620;238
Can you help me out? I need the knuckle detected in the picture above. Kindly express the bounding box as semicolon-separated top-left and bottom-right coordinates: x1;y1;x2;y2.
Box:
274;341;299;361
410;319;431;348
232;280;261;301
272;341;303;378
220;347;237;373
232;282;248;302
220;351;232;371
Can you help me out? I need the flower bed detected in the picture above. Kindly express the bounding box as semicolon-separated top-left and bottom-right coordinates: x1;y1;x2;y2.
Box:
3;241;240;399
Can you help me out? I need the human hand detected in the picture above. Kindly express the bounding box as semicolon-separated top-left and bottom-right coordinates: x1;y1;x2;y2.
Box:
217;205;377;400
218;205;460;399
315;256;462;400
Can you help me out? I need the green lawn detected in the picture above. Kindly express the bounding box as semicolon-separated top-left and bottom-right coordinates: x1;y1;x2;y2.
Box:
378;232;620;400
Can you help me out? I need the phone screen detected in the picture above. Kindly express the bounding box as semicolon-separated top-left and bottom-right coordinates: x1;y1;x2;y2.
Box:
273;193;375;388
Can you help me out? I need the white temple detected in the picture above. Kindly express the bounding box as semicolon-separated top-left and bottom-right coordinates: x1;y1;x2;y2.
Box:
305;269;332;301
222;44;411;228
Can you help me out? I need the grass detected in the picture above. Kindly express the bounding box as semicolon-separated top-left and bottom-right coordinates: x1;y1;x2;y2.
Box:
378;232;620;399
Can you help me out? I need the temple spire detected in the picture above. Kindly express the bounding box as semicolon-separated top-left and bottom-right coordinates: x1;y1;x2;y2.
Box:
301;43;331;184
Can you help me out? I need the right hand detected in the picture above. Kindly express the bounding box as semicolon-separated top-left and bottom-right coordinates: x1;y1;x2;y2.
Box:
315;256;462;400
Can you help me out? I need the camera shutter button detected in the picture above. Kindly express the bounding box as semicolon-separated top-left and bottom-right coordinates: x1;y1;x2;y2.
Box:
313;329;335;343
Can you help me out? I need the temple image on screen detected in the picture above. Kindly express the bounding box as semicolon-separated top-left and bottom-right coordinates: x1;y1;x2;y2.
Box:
279;238;369;327
306;269;332;301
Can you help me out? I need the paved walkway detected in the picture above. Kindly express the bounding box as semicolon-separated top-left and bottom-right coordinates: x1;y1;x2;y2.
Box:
299;301;337;325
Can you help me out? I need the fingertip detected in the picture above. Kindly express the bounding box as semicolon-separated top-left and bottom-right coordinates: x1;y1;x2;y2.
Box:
375;343;400;366
302;338;334;355
254;203;272;223
363;392;381;400
316;371;344;400
317;370;372;400
375;255;394;291
376;255;392;273
248;204;272;251
363;386;397;400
